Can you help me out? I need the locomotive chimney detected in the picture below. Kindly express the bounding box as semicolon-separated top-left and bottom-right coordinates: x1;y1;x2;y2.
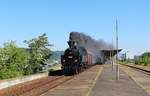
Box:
68;40;76;48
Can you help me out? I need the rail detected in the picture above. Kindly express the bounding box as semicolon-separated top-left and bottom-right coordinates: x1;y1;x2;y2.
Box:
122;64;150;75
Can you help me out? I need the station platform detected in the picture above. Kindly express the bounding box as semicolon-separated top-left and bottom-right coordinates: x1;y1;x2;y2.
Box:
41;65;103;96
90;64;149;96
41;64;150;96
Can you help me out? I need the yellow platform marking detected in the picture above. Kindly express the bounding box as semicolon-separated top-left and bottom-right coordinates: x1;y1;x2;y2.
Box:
85;65;103;96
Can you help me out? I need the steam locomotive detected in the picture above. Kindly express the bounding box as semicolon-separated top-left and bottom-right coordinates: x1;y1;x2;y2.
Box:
61;40;94;74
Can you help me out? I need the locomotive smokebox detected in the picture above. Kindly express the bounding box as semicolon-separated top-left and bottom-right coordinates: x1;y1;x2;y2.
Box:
67;40;77;48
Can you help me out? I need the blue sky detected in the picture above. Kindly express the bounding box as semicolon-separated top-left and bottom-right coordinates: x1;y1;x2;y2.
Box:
0;0;150;58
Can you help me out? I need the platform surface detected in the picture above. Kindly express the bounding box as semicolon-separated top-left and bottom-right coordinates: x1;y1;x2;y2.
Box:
41;65;103;96
91;64;149;96
121;65;150;95
40;64;150;96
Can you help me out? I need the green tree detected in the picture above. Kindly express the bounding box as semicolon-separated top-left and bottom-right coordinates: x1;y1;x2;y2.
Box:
24;33;52;73
0;41;27;79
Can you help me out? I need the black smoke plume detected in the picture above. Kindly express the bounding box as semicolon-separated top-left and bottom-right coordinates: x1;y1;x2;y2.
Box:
69;32;114;63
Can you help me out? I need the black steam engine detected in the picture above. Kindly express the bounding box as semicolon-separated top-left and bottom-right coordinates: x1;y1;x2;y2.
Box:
61;40;92;74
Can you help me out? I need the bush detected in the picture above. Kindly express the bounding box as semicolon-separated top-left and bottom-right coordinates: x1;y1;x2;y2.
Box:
0;67;22;79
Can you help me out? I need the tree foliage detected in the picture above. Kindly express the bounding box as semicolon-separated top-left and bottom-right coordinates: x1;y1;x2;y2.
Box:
0;33;52;79
24;33;52;74
0;41;27;79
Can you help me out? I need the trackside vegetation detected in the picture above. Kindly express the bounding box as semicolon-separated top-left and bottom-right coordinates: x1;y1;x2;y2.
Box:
0;33;52;79
134;52;150;66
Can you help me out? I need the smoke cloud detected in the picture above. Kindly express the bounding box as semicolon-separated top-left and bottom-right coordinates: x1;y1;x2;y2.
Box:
69;32;114;63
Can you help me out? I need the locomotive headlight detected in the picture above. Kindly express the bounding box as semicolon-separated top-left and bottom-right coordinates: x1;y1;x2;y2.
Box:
74;59;78;62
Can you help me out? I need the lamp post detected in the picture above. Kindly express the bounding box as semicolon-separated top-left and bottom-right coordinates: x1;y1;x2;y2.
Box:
116;20;119;80
111;38;114;71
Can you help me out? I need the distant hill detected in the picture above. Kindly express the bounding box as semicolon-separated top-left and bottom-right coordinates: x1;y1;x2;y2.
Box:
50;51;64;60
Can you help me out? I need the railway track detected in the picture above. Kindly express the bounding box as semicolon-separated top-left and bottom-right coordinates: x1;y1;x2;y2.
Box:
0;76;73;96
122;64;150;75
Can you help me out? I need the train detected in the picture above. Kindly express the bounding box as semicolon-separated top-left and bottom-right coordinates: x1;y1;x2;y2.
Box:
50;32;122;76
61;40;98;74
